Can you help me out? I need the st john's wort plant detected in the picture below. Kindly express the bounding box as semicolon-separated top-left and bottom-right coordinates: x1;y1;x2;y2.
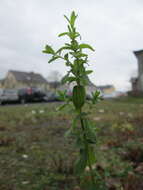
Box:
43;11;102;189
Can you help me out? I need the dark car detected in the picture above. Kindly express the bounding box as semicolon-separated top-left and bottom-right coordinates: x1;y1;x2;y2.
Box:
18;87;46;103
44;91;61;102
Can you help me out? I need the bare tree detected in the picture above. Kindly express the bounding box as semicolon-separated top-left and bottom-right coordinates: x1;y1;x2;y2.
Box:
47;70;62;82
47;70;63;91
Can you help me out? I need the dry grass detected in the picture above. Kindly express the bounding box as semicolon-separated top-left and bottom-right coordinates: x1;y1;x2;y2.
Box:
0;98;143;189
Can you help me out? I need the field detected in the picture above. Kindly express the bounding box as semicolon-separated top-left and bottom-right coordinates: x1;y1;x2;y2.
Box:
0;98;143;190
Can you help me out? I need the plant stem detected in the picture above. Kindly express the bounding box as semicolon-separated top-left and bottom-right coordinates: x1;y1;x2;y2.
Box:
79;109;95;186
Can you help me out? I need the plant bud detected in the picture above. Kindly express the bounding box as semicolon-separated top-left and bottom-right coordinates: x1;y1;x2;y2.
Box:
73;85;86;109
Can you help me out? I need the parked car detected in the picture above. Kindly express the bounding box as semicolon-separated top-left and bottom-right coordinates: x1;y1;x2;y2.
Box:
0;89;19;105
44;91;60;102
18;87;46;103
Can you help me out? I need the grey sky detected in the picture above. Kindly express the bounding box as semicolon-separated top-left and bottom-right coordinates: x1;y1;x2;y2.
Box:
0;0;143;90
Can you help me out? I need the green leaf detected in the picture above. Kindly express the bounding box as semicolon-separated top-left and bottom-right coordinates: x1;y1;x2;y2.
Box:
56;46;72;54
80;76;89;85
70;11;77;26
77;53;88;58
62;75;76;84
83;119;97;144
68;25;72;33
74;158;86;175
65;43;71;47
58;32;69;37
88;146;96;165
72;115;79;129
48;56;61;63
79;43;95;51
64;15;70;23
57;90;67;101
43;45;55;54
91;90;101;104
67;76;76;83
74;150;87;175
75;135;85;149
65;61;70;66
70;52;87;58
78;64;85;74
56;103;68;111
74;32;80;38
64;53;69;60
85;70;93;75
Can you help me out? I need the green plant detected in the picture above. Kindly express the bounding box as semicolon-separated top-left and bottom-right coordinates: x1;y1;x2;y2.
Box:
43;11;101;189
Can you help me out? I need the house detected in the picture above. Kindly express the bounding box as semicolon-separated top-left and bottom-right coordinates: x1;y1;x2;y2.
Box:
0;70;50;91
131;50;143;94
131;77;139;92
48;81;61;91
97;85;115;94
0;79;4;88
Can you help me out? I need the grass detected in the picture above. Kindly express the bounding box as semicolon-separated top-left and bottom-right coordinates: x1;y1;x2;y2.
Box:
0;98;143;190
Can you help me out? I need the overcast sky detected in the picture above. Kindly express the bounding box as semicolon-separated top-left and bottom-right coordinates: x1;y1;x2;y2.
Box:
0;0;143;91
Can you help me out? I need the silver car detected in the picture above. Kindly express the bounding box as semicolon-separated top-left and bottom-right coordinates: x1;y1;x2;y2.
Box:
0;89;19;105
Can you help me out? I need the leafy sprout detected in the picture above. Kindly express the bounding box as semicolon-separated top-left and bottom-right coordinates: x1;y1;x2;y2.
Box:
43;11;103;189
